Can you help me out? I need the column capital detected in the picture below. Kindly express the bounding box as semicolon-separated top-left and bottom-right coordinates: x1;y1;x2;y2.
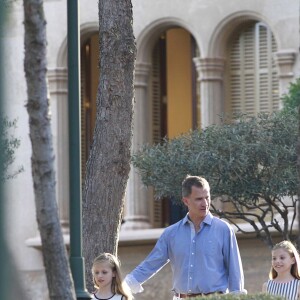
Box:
134;62;151;87
47;67;68;95
193;57;225;82
48;67;68;83
273;50;296;79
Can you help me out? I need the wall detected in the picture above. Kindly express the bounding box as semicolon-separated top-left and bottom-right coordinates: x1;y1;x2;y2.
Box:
118;235;282;300
3;0;299;299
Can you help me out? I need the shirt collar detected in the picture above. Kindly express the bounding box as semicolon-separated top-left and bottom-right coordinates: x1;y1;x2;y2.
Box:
183;211;213;226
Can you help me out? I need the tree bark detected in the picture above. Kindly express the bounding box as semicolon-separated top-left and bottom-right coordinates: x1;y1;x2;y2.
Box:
82;0;136;291
298;0;300;250
23;0;76;299
297;104;300;249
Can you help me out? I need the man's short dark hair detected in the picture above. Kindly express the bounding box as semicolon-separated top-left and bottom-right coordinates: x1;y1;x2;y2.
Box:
182;175;210;198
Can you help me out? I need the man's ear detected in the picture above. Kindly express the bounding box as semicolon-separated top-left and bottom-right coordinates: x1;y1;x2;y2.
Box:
182;197;189;207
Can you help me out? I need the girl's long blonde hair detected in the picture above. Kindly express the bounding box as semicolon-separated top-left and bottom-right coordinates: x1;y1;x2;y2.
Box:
269;240;300;279
92;253;133;300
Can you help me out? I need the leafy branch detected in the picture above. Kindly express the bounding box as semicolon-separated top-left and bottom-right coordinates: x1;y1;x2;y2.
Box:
132;110;298;248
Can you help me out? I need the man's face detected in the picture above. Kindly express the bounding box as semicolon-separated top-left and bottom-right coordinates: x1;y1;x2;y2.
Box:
183;185;211;221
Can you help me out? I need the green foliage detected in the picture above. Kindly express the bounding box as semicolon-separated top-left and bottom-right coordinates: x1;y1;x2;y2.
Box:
192;294;282;300
281;77;300;111
1;117;23;181
132;110;298;246
132;111;297;203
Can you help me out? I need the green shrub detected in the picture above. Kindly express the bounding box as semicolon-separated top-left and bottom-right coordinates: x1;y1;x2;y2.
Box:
132;110;298;247
192;293;282;300
281;77;300;111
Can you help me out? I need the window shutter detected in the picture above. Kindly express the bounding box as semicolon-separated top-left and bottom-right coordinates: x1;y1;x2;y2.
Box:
229;33;242;113
230;74;242;113
228;22;278;116
271;33;280;111
152;45;162;144
229;26;256;115
150;42;163;228
243;26;256;115
258;24;271;113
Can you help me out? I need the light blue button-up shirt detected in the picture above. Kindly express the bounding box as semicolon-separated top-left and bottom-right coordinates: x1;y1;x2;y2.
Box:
127;212;246;294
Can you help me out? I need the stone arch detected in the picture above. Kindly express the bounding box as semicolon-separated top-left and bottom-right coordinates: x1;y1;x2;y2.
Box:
206;10;283;118
208;10;279;58
57;22;99;68
136;17;201;64
192;11;282;128
124;17;202;229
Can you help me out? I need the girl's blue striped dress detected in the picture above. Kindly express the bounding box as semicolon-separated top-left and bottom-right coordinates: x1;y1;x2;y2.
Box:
267;279;300;300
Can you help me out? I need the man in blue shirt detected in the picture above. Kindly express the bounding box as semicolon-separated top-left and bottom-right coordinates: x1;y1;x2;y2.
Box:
125;175;247;299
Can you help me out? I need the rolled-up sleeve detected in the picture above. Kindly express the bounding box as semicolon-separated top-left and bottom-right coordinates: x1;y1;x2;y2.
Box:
124;274;144;293
127;231;170;292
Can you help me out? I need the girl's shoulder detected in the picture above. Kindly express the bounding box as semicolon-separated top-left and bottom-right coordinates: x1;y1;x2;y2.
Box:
268;278;300;286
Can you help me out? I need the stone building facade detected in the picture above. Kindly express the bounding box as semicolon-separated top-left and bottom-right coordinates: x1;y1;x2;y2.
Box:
3;0;299;299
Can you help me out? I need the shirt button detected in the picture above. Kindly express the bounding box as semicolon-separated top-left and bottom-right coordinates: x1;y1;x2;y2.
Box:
193;240;195;243
191;265;193;267
190;277;192;279
192;252;194;255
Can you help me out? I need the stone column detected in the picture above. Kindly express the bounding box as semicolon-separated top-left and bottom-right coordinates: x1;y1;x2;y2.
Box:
48;68;70;234
193;57;225;128
122;62;152;230
273;50;296;107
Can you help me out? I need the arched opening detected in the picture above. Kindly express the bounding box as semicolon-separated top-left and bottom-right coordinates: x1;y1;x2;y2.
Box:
225;21;279;116
149;27;199;227
78;26;200;228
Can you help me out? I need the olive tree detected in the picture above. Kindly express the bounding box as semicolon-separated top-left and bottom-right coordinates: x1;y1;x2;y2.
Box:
281;77;300;248
132;110;298;248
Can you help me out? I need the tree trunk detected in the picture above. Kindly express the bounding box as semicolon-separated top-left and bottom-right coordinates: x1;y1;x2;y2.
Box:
298;1;300;250
297;104;300;249
23;1;76;299
82;0;136;292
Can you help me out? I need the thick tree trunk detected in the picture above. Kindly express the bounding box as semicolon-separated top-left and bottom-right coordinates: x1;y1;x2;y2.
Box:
297;104;300;249
298;1;300;250
82;0;136;291
23;1;76;299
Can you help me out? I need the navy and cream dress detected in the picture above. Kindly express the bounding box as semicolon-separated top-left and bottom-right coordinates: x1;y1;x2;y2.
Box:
267;279;300;300
92;294;124;300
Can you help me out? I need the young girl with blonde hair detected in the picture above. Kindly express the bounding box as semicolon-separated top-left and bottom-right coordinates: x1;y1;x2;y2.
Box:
262;240;300;300
92;253;133;300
